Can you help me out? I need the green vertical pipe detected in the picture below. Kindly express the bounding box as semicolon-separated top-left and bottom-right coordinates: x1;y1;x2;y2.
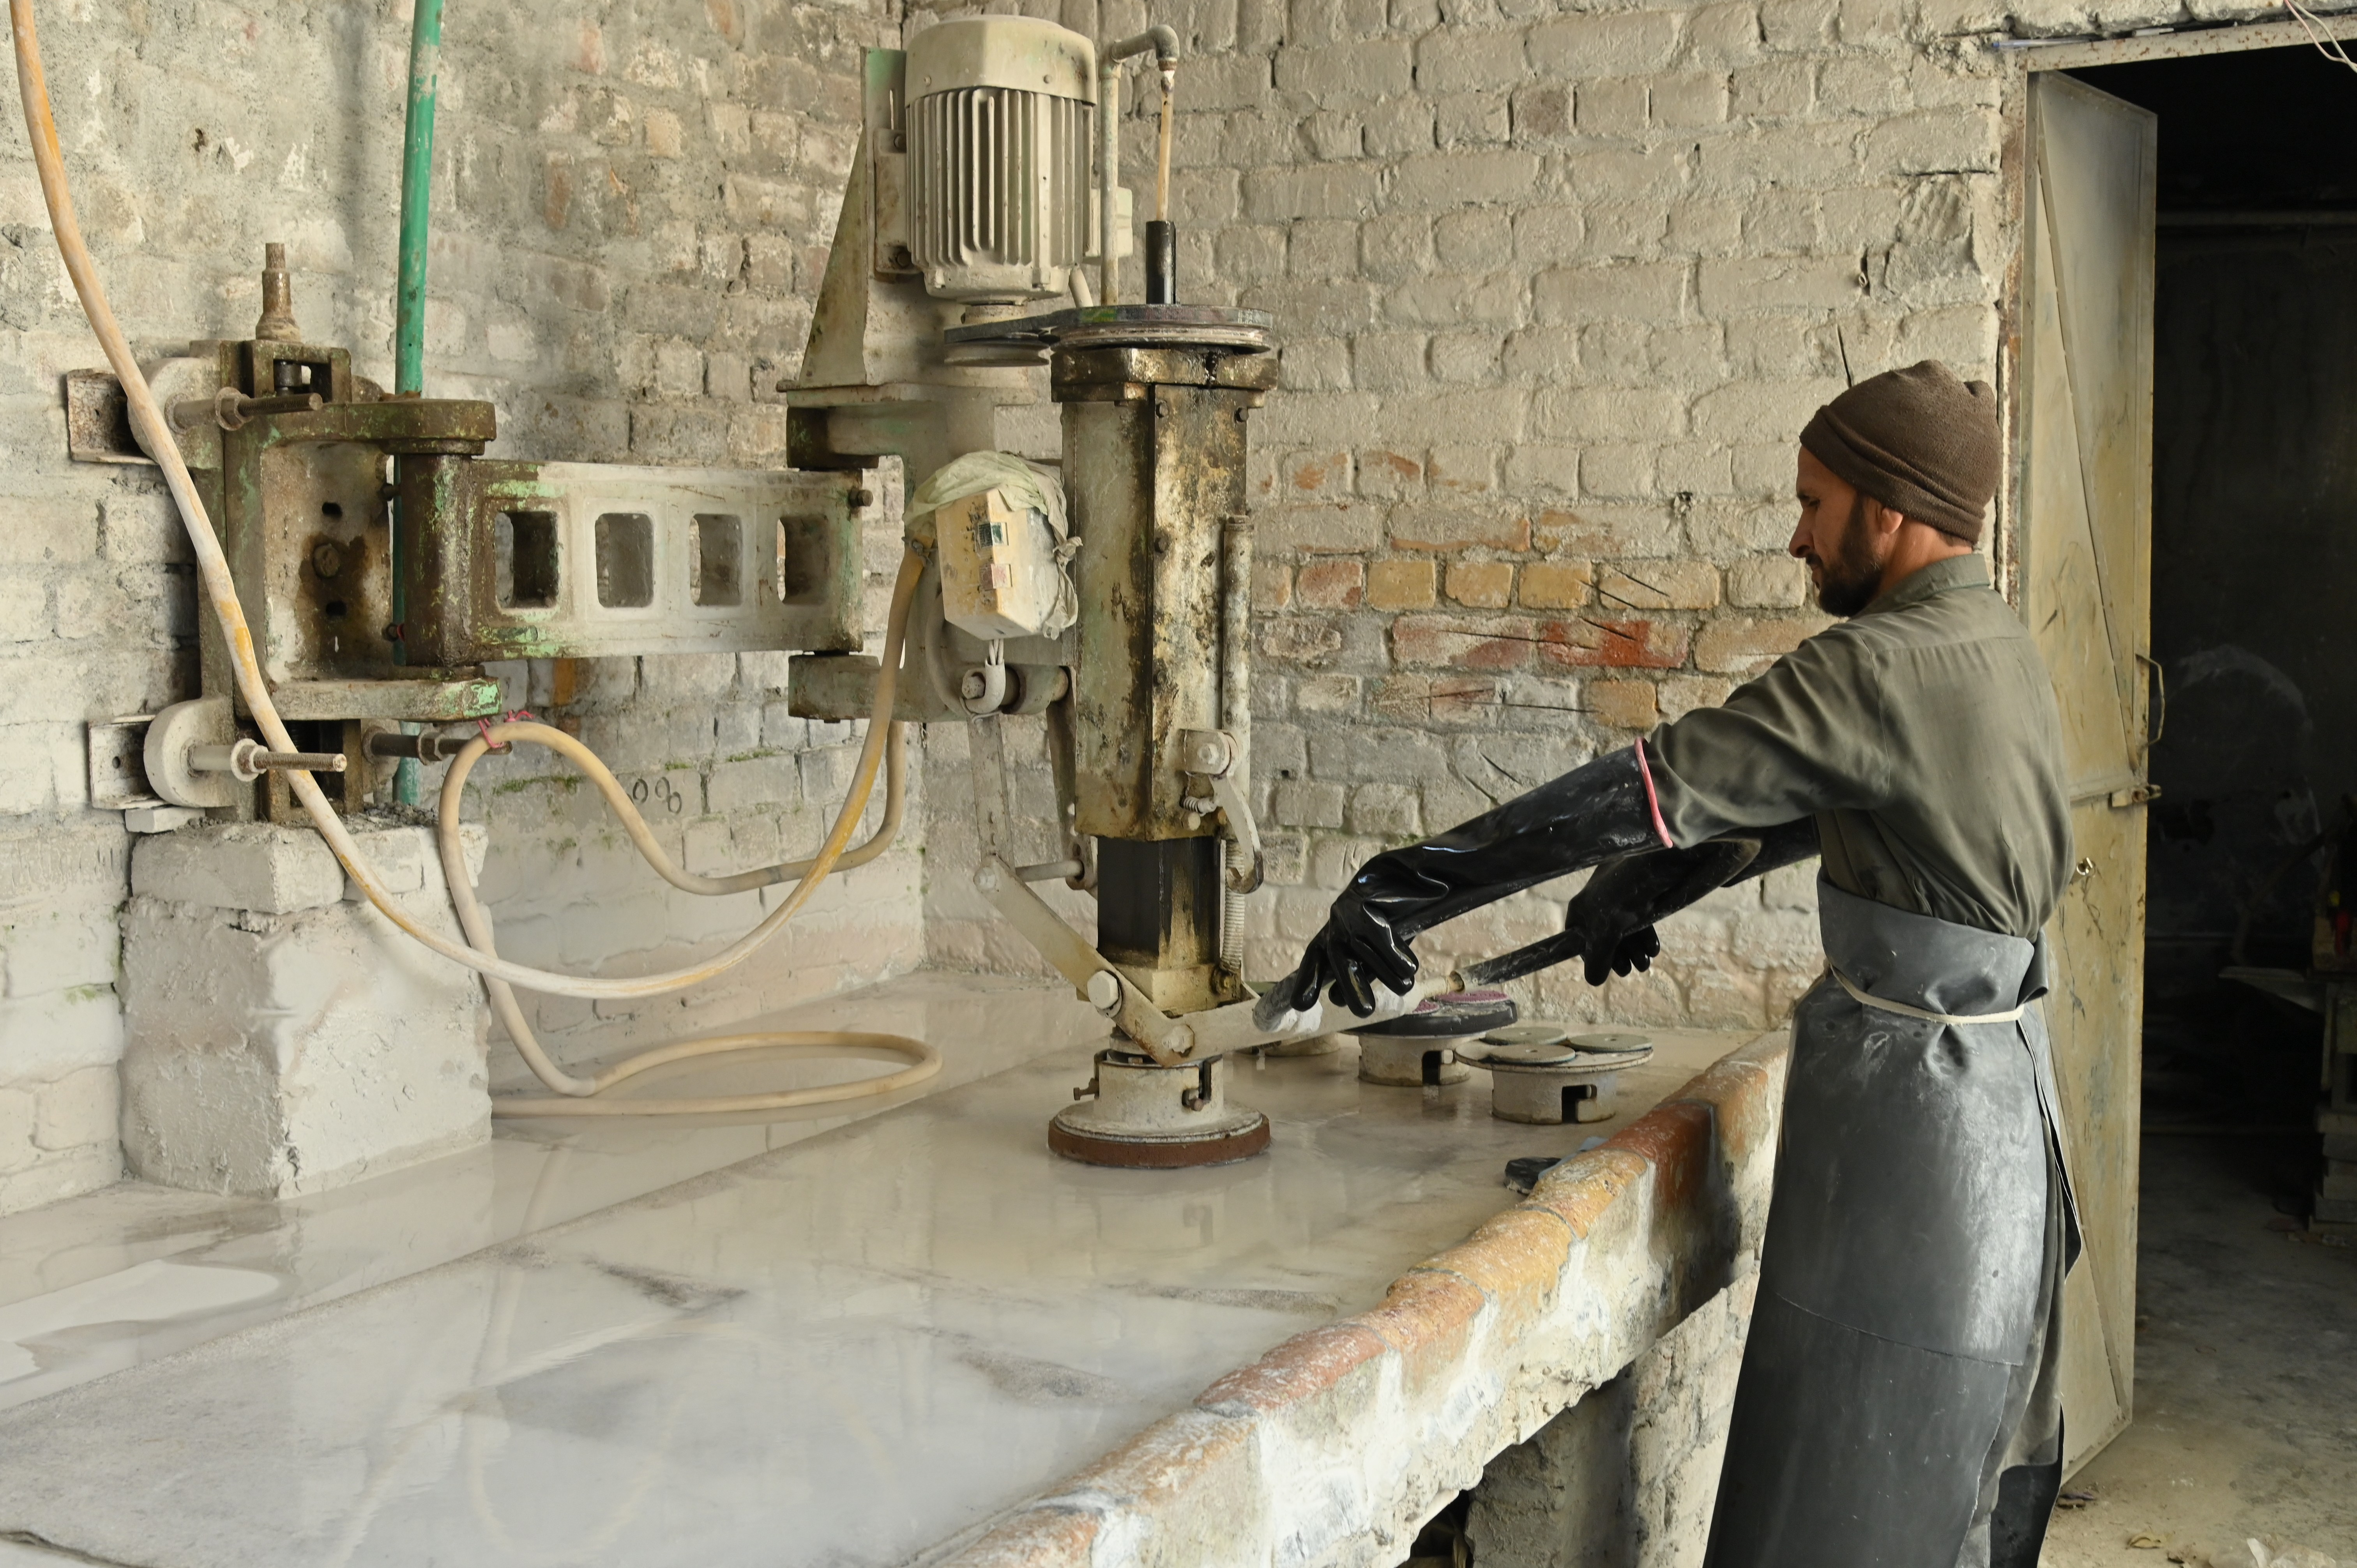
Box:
395;0;443;397
392;0;444;803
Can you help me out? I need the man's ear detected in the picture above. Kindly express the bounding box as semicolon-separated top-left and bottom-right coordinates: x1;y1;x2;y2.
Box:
1865;497;1909;540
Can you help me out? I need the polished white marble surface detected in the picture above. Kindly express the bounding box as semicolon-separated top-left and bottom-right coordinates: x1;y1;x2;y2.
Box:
0;974;1742;1568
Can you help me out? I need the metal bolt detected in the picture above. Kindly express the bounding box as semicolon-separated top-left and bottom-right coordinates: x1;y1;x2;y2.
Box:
1085;970;1122;1014
850;488;875;509
311;541;344;578
959;669;989;701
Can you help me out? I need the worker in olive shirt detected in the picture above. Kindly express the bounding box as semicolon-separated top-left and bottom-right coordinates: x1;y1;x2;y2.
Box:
1265;362;2076;1568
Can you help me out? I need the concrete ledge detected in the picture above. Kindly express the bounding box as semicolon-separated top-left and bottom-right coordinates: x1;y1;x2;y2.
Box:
131;819;489;915
943;1027;1792;1568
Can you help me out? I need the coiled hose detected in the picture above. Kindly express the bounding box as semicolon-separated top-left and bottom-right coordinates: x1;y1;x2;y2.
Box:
11;0;938;1116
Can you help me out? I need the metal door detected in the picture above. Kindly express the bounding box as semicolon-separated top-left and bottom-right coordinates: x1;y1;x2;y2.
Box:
2017;70;2157;1473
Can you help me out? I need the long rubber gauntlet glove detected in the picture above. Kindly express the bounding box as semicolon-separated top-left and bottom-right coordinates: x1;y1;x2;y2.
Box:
1561;816;1824;984
1267;746;1664;1018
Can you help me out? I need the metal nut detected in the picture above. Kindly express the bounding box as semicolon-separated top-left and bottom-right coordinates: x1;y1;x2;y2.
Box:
1085;970;1122;1014
311;541;344;578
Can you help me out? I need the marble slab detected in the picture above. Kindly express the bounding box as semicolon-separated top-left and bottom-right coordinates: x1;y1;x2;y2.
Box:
0;974;1742;1568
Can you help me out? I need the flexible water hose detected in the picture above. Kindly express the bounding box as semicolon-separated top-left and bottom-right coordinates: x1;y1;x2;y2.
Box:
11;0;938;1116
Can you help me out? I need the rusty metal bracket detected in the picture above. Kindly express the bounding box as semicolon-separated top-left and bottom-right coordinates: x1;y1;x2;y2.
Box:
1176;728;1263;892
972;854;1194;1063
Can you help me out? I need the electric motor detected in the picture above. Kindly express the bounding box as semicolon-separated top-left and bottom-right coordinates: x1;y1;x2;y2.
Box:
904;17;1096;304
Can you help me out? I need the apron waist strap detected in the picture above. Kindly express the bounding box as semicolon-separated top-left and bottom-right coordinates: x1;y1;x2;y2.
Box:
1829;966;2026;1026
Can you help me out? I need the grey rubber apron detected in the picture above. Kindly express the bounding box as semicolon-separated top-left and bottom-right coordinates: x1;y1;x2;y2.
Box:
1703;881;2078;1568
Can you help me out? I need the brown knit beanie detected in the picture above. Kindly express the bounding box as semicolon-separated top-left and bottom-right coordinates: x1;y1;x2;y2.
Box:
1800;360;2002;544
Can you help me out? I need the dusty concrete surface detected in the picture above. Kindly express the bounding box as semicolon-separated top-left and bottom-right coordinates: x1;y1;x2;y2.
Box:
2040;1132;2356;1568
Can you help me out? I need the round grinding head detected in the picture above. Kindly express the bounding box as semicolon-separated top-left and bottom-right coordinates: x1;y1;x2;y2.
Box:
1047;1111;1270;1167
1482;1042;1581;1068
1482;1021;1571;1050
1570;1031;1653;1056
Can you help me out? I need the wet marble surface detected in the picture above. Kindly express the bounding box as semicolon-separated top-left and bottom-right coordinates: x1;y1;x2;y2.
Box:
0;974;1106;1417
0;974;1746;1568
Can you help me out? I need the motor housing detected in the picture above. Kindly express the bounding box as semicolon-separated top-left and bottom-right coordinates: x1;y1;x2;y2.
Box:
904;17;1096;304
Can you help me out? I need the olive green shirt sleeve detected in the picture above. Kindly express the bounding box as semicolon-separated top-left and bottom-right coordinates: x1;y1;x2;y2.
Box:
1643;628;1894;843
1635;556;2074;938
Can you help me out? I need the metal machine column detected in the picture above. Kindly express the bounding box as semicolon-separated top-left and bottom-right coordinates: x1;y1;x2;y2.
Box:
1058;344;1276;1015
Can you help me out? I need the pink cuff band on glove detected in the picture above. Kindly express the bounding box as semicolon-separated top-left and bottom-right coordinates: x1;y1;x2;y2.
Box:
1633;741;1674;849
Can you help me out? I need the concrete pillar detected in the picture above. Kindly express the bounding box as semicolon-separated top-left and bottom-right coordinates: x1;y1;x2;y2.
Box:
120;821;492;1197
1465;1374;1638;1568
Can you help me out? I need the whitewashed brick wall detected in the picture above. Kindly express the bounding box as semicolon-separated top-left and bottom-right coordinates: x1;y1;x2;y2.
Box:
0;0;920;1211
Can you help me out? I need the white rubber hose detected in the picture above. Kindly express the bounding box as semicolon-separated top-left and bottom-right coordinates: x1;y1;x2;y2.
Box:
11;0;939;1116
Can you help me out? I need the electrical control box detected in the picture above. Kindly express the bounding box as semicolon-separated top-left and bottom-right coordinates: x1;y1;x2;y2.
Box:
935;486;1064;641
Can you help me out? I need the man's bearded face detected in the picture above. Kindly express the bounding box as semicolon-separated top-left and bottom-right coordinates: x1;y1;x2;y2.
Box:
1810;493;1889;617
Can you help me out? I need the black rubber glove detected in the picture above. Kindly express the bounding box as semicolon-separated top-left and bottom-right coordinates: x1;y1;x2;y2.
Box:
1263;747;1665;1020
1560;818;1823;985
1562;841;1756;986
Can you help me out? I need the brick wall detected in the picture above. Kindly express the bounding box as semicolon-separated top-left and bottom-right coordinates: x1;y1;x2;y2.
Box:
0;0;918;1211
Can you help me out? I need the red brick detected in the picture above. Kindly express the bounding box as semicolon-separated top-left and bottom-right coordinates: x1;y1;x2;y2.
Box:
1394;613;1538;671
1297;558;1367;610
1526;1147;1651;1238
1606;1098;1716;1209
1353;1269;1485;1392
1196;1322;1390;1414
1358;448;1426;499
1533;617;1688;670
1422;1207;1573;1335
1666;1035;1788;1166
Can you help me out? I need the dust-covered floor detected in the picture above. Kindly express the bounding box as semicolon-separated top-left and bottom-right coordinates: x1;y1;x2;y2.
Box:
2039;1129;2355;1568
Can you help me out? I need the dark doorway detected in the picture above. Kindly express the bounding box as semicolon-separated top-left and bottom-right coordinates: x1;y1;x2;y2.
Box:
2069;46;2357;1197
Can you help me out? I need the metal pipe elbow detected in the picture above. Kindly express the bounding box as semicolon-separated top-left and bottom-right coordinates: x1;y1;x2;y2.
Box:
1104;25;1179;71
